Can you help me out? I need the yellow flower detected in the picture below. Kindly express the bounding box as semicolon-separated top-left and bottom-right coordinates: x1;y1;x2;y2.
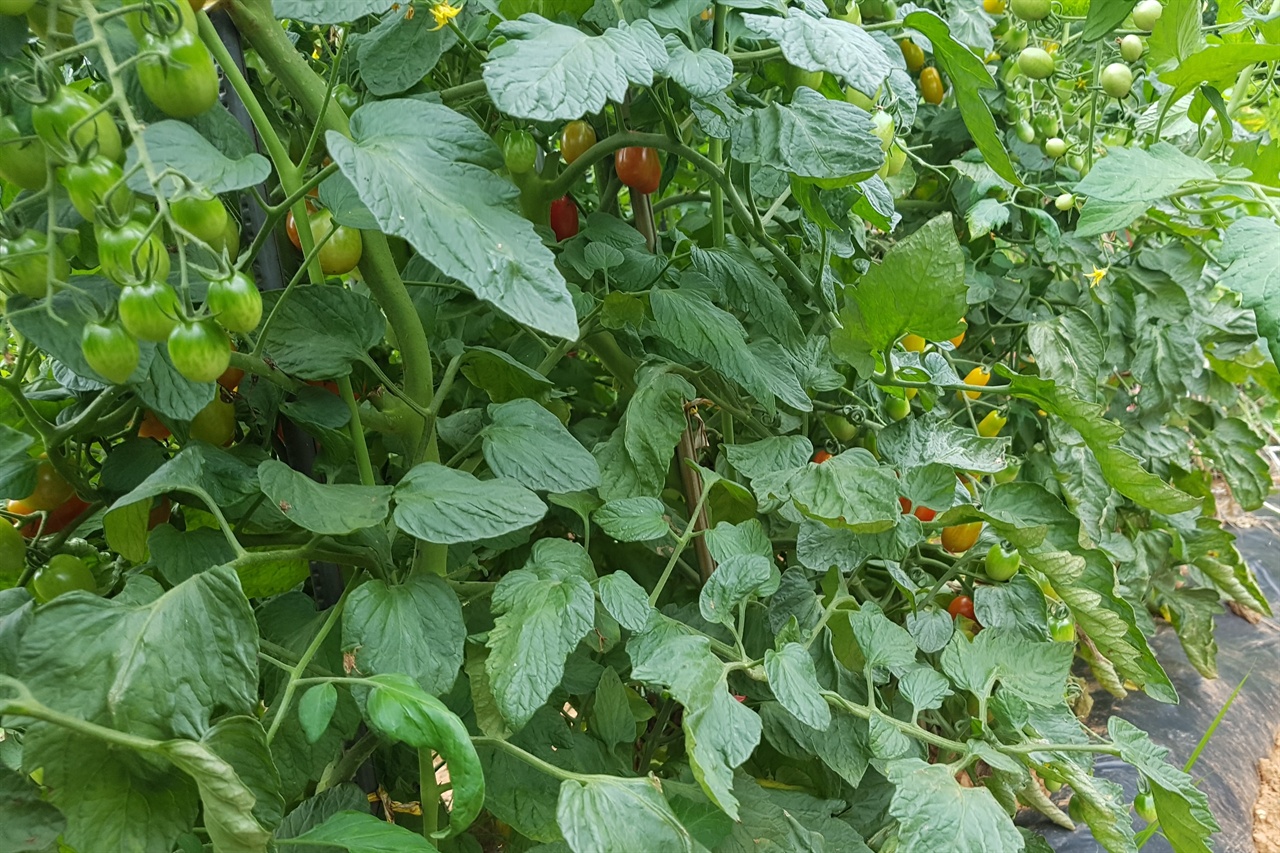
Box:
428;0;462;29
1086;266;1108;287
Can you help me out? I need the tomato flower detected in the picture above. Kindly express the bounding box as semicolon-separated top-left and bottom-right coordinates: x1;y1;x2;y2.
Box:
428;0;462;29
1086;266;1109;287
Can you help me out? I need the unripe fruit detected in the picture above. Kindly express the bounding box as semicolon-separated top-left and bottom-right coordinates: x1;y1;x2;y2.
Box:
1010;0;1049;20
1132;0;1162;30
1054;193;1075;210
1100;62;1134;99
1120;34;1144;62
1044;136;1068;158
871;111;895;151
1018;47;1055;79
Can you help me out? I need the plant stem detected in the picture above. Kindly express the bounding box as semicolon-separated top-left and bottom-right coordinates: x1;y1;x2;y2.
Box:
649;483;714;605
338;376;376;486
419;748;440;843
472;736;579;782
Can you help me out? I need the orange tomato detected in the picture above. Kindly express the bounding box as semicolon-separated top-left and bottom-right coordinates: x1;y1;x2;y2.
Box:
139;411;171;441
942;522;983;554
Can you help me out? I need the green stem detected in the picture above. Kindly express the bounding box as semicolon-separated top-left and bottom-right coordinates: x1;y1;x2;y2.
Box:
0;678;163;753
649;484;714;605
472;736;579;782
419;748;440;843
710;4;728;248
338;376;376;486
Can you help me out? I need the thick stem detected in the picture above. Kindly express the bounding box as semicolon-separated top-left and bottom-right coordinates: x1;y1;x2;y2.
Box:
419;748;440;843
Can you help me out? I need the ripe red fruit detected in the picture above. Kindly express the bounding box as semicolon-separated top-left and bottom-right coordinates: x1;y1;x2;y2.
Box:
550;196;579;241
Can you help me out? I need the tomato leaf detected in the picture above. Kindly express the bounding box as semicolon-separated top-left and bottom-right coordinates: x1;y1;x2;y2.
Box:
700;553;779;624
593;497;670;543
1221;216;1280;366
742;11;891;94
763;642;831;731
730;89;884;183
298;684;338;745
257;460;393;535
595;571;654;632
482;16;667;122
886;759;1024;850
0;767;65;853
328;100;578;338
272;0;395;24
557;775;702;853
482;399;601;493
287;809;438;850
125;121;270;196
259;286;386;380
595;369;696;500
342;571;466;695
353;6;457;96
393;462;546;544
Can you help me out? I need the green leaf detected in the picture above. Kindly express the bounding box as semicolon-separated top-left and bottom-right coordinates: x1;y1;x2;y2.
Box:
595;571;654;632
355;7;456;96
938;630;1073;705
0;425;35;502
760;701;870;787
343;571;465;694
298;684;338;745
886;759;1024;851
1198;417;1271;511
461;346;555;403
275;784;371;841
327;100;577;338
665;37;734;98
363;674;485;836
0;766;65;853
688;237;803;346
742;11;891;94
1159;43;1280;103
730;89;883;183
1109;717;1219;851
1075;142;1215;203
999;370;1199;514
595;369;696;500
848;603;917;671
260;286;387;380
125;121;270;195
764;643;831;731
831;215;967;374
257;460;392;535
1083;0;1137;40
905;607;954;654
590;667;637;749
898;665;952;714
285;810;437;851
762;450;902;533
393;462;547;544
594;497;670;542
557;776;703;852
1221;217;1280;366
700;553;780;624
482;16;668;122
879;417;1010;474
904;11;1017;185
486;540;597;729
272;0;394;24
482;399;601;492
722;435;812;480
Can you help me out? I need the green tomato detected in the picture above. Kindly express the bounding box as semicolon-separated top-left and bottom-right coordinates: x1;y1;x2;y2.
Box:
1017;47;1055;79
1120;34;1145;62
167;319;231;383
1010;0;1049;20
96;217;170;285
1044;136;1068;158
309;210;363;275
31;553;96;603
1055;192;1075;210
118;280;181;342
823;414;859;442
784;64;825;95
59;155;133;222
1014;119;1036;143
205;270;262;333
1100;62;1134;99
81;321;139;384
0;518;25;587
1032;113;1059;137
32;86;122;164
503;129;538;174
844;86;876;110
1068;794;1086;822
993;459;1021;484
188;394;235;446
331;82;360;114
170;189;228;244
1049;609;1076;642
884;396;911;421
0;116;49;190
0;0;35;14
1134;790;1157;823
985;543;1021;580
0;228;69;298
1131;0;1162;30
137;27;219;119
833;0;860;23
878;142;907;178
870;111;895;151
1000;25;1029;53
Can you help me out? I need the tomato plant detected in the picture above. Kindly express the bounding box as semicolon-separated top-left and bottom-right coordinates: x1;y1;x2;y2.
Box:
0;0;1272;849
1135;789;1158;822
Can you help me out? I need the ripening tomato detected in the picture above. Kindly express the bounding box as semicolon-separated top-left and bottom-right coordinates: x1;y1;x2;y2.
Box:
310;210;363;275
81;321;140;384
812;449;834;464
977;410;1007;437
919;67;945;104
205;270;262;333
901;333;926;352
188;393;235;446
168;320;231;383
942;521;983;554
138;411;171;441
947;594;977;622
217;365;244;391
10;494;91;538
899;39;925;74
549;196;579;241
0;228;70;298
948;318;967;347
136;27;219;118
171;189;229;244
615;147;661;194
148;496;172;530
21;461;74;512
885;396;910;421
914;505;936;522
0;116;48;190
959;366;992;400
118;280;182;342
31;553;96;602
32;86;122;164
560;120;596;164
983;0;1005;13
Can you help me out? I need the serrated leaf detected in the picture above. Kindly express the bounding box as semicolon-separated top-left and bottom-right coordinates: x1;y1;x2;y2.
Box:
557;776;701;853
700;553;780;624
742;11;892;93
905;607;954;653
887;758;1025;851
355;6;456;95
257;460;392;535
327;100;577;338
290;810;437;851
260;286;386;380
730;88;883;182
393;462;546;544
594;497;670;542
664;37;733;98
482;16;667;122
764;643;831;731
298;684;338;745
1221;217;1280;367
126;121;270;196
273;0;394;23
596;571;653;632
482;399;600;492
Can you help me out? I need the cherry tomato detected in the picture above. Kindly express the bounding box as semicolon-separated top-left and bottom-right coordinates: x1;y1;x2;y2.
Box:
167;319;231;383
1039;767;1065;792
0;116;48;190
205;270;262;333
885;396;910;421
1131;0;1162;30
9;495;91;538
1048;607;1076;642
985;544;1021;581
285;209;303;251
878;143;907;178
983;0;1005;13
331;82;360;114
942;521;983;554
170;188;228;244
96;218;170;285
1044;136;1068;158
960;366;992;400
148;496;172;530
188;392;235;446
1018;47;1055;79
81;321;139;384
914;505;936;522
1010;0;1049;19
31;553;95;603
212;212;241;259
977;410;1007;437
138;410;171;441
59;155;134;223
1068;795;1086;822
217;365;244;392
292;209;362;275
947;595;977;622
919;67;945;104
948;318;967;347
899;39;925;74
549;196;579;241
32;86;122;164
1014;120;1036;143
824;414;858;442
560;120;596;164
118;280;182;342
812;449;833;464
0;228;70;298
503;129;538;174
899;496;912;514
870;112;895;151
136;27;219;118
994;460;1020;484
1100;62;1133;99
19;462;73;513
0;519;24;587
901;333;926;352
1055;193;1075;211
1134;790;1157;823
1120;34;1145;62
615;147;661;194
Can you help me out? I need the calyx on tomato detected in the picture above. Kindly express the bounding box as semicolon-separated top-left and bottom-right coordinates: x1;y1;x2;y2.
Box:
0;228;70;298
118;280;182;342
136;25;219;119
32;86;122;164
59;155;133;222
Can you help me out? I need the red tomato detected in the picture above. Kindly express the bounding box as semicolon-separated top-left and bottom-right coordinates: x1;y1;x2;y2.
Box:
614;147;661;194
148;497;172;530
813;450;833;463
948;595;976;622
217;366;244;392
9;495;91;538
899;496;912;514
914;505;936;522
549;196;579;241
138;411;171;441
